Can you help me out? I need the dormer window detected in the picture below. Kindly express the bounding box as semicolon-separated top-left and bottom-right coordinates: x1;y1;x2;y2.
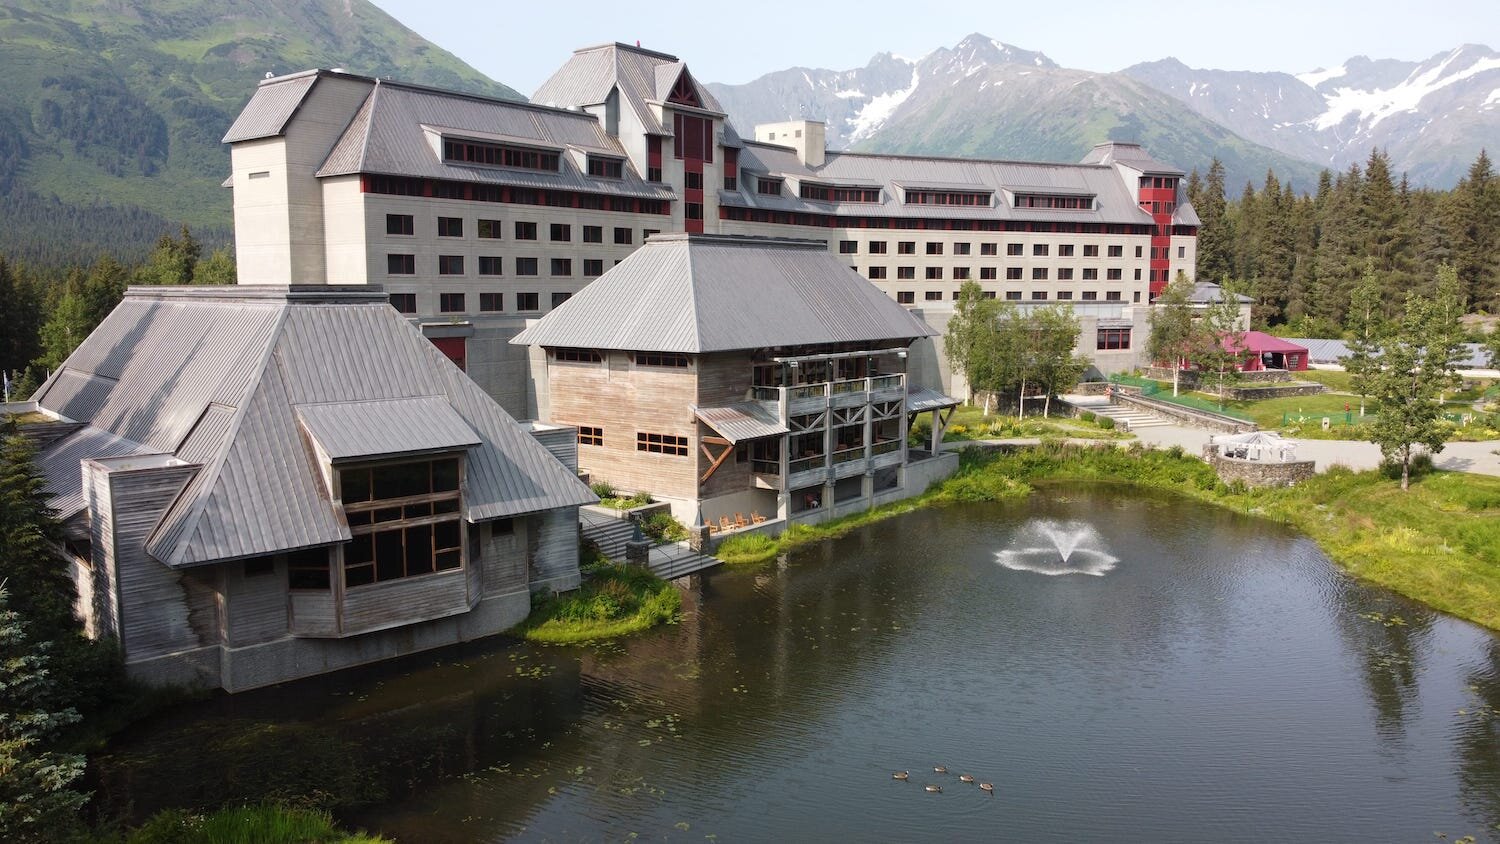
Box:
340;457;464;588
800;182;881;203
757;177;783;196
1014;193;1094;210
443;138;559;172
904;189;991;206
586;155;624;179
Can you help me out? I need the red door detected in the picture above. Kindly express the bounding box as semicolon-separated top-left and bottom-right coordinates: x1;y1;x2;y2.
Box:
430;337;466;371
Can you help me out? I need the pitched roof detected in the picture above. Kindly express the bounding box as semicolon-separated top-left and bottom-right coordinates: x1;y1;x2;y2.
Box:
510;234;935;354
1224;331;1308;354
222;72;320;143
33;286;595;568
692;402;788;444
532;43;725;135
1191;282;1254;304
1080;141;1185;176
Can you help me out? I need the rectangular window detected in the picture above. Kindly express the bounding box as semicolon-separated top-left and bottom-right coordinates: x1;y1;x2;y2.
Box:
1084;244;1100;257
637;432;689;456
684;172;703;190
925;242;943;255
286;548;330;591
552;292;572;308
479;292;503;312
550;223;571;242
1005;291;1022;300
442;138;559;171
387;254;415;275
756;177;783;196
896;291;915;304
583;225;603;243
868;241;887;254
1107;268;1122;280
1031;291;1048;300
1108;245;1123;257
867;266;887;279
636;351;689;368
1059;244;1075;257
1082;268;1099;280
438;255;464;275
839;240;857;254
555;348;602;363
1006;267;1022;280
924;291;943;301
980;267;997;280
515;221;537;240
954;242;971;255
1006;243;1023;256
1032;267;1049;280
1081;291;1098;301
578;426;603;446
685;203;703;220
516;292;540;311
897;266;915;280
904;190;991;206
614;227;633;245
516;257;538;276
389;293;416;314
981;243;998;256
1032;243;1049;256
925;267;943;280
478;256;502;276
386;214;414;236
439;292;465;313
587;156;624;178
1135;245;1144;258
477;219;502;239
1057;268;1074;280
1178;245;1186;258
1105;291;1122;301
1096;328;1131;350
649;167;663;183
1134;268;1143;281
583;259;604;277
898;241;916;255
340;457;463;588
953;267;970;280
1057;291;1073;300
551;258;572;276
437;216;463;237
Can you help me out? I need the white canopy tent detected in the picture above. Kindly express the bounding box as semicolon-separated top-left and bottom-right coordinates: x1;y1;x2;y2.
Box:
1208;431;1298;462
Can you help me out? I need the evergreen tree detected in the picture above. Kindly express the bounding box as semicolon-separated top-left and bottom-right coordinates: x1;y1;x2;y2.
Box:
1449;150;1499;312
1195;158;1234;283
134;225;201;287
80;256;128;328
193;247;237;286
0;427;77;646
1311;164;1364;324
35;290;89;371
1253;171;1294;326
1147;272;1197;396
1185;168;1202;211
0;257;43;377
0;588;88;844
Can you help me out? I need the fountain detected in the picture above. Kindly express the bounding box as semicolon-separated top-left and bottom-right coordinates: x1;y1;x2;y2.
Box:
995;519;1118;577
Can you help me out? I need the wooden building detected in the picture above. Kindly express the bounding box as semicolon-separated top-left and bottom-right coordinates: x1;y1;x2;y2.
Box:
6;286;595;692
513;234;960;529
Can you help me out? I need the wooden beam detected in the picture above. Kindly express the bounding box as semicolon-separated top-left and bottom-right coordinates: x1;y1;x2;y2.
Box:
699;440;735;484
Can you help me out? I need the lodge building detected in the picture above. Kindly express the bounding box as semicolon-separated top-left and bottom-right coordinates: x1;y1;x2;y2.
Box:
222;42;1200;417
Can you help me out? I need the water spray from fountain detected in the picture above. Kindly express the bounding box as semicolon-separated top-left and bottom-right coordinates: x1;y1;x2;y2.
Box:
995;519;1118;576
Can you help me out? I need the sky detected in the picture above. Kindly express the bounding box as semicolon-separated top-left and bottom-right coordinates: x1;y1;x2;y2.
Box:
371;0;1497;94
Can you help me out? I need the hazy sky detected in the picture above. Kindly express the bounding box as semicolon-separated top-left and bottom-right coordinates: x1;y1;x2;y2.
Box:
372;0;1497;94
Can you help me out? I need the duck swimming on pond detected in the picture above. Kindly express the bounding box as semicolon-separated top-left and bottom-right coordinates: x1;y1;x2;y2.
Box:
892;771;909;780
959;774;975;784
933;765;948;774
979;783;995;793
924;784;942;793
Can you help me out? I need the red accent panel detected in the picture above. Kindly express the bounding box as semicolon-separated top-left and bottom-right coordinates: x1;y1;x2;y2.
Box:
647;135;662;169
429;337;466;372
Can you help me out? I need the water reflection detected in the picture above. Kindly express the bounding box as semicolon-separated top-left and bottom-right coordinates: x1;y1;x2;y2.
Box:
91;484;1500;842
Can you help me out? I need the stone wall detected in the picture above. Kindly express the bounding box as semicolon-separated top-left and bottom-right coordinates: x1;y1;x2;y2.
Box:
1226;383;1326;400
1201;445;1315;487
1143;366;1298;386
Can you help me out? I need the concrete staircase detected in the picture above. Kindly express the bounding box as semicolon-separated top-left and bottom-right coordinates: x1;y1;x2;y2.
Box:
1087;403;1172;430
579;509;722;580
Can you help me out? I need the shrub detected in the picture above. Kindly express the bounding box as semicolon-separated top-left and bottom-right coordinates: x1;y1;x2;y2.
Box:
1098;417;1116;430
1080;410;1096;423
638;512;688;542
1380;452;1435;482
589;480;615;498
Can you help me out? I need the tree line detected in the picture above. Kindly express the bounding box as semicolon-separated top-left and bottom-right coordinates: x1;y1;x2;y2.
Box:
1191;148;1500;336
0;226;234;400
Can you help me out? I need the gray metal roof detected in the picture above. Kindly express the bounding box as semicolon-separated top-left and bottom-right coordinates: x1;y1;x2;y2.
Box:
1190;282;1254;304
906;387;961;413
40;426;150;522
511;234;936;354
532;43;724;136
298;397;481;461
33;286;595;569
693;401;788;443
1289;338;1496;369
313;79;673;201
222;72;319;143
1079;141;1185;176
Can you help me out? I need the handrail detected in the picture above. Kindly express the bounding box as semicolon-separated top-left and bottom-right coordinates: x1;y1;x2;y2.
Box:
868;374;904;392
832;446;865;464
751;459;780;475
788;455;826;474
830;379;865;395
871;439;900;455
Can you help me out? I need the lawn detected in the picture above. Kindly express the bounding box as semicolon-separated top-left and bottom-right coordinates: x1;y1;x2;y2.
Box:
514;561;680;644
921;404;1132;442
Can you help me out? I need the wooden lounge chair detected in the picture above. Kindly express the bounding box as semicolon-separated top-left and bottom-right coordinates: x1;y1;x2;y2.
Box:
750;511;766;524
734;512;748;528
720;515;733;532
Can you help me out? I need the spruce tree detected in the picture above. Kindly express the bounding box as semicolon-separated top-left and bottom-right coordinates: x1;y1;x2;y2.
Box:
1342;264;1386;417
1195;158;1234;283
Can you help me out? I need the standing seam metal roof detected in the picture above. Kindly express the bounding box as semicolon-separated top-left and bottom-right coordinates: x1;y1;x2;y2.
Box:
221;73;319;143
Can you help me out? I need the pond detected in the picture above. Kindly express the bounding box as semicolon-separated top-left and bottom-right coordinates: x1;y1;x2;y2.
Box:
92;483;1500;842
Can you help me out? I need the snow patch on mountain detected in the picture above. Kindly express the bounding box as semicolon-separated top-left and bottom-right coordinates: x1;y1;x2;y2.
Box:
1485;87;1500;106
1296;64;1347;88
834;89;866;99
1313;52;1500;130
848;66;920;141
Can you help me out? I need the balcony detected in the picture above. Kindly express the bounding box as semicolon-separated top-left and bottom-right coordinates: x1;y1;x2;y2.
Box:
752;373;908;420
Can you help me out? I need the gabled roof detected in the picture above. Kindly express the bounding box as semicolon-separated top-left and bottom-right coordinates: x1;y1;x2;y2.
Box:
222;71;320;143
1224;331;1308;355
1190;282;1254;304
1080;141;1185;176
33;286;595;568
532;43;725;135
511;234;935;354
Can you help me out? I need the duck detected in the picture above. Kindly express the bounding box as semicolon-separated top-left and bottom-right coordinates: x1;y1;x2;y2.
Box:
958;774;975;784
979;783;995;793
933;765;948;774
892;771;909;781
924;784;943;793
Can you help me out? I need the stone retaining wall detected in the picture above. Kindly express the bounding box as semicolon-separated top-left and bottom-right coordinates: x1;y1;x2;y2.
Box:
1226;383;1326;400
1201;445;1315;487
1143;366;1298;385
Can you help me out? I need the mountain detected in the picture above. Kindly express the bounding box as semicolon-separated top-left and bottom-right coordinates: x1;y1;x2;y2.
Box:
708;34;1327;193
0;0;520;265
1123;45;1500;187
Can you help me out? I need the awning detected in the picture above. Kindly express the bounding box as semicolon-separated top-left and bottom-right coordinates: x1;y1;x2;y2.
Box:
692;401;788;444
907;387;961;413
296;396;480;462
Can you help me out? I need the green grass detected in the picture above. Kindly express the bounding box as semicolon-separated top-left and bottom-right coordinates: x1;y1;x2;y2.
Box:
515;563;680;644
1295;369;1359;392
715;532;780;565
916;405;1133;443
1225;392;1372;430
122;804;389;844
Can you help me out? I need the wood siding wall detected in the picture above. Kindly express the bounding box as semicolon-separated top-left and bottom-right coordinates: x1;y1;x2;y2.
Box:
695;353;758;500
482;518;528;597
529;508;580;591
529;426;579;473
224;558;290;647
